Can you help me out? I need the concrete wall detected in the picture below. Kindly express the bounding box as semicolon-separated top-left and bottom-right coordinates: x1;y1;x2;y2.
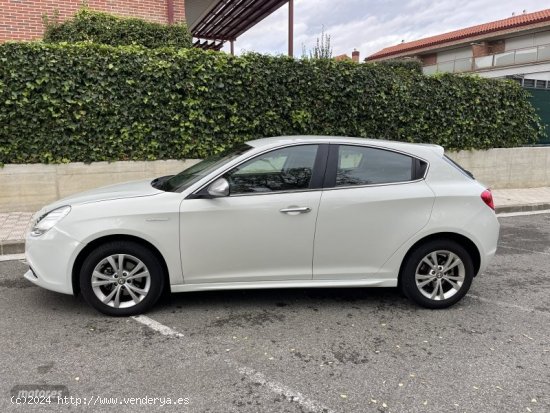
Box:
0;146;549;212
446;147;550;189
0;160;199;213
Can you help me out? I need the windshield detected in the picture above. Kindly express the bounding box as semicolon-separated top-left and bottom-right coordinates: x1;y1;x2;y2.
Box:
158;144;252;192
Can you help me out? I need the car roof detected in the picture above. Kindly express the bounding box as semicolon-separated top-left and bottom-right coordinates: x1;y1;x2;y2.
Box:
246;136;444;159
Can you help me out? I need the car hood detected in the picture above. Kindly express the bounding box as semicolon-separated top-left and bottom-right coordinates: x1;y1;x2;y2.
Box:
44;179;162;211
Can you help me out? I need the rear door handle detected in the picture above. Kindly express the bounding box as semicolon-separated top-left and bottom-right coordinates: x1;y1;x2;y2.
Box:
280;206;311;214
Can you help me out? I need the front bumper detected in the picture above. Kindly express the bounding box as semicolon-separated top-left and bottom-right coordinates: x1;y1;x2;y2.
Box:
24;227;82;295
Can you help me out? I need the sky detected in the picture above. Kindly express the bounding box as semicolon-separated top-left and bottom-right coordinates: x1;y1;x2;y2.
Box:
222;0;550;59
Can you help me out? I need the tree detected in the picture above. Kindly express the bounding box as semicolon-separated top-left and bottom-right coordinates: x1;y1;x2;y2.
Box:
301;26;332;59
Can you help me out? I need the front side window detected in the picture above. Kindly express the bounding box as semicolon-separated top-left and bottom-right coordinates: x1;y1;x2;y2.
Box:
335;145;414;187
225;145;319;195
160;144;251;192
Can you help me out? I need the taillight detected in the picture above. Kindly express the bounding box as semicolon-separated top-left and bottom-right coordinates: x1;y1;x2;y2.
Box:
481;189;495;211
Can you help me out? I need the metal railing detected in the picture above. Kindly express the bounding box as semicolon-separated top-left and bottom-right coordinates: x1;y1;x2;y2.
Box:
423;43;550;74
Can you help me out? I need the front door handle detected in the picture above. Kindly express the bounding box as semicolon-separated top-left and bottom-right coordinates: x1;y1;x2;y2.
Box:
280;206;311;214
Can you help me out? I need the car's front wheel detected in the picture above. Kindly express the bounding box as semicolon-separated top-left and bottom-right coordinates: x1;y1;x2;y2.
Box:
401;240;474;309
80;241;165;316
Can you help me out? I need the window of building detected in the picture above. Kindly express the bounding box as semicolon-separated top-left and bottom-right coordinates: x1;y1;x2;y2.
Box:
436;46;472;63
523;79;536;88
505;34;535;51
538;45;550;61
534;30;550;47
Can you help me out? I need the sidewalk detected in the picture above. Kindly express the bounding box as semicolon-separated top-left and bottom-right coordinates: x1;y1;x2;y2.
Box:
0;212;33;255
1;187;550;255
492;186;550;213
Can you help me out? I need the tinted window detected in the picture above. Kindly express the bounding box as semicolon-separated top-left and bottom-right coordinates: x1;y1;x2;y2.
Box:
160;144;251;192
225;145;318;194
335;145;414;186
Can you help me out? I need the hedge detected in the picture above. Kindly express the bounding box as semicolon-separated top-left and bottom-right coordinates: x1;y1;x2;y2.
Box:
0;42;542;164
44;9;192;49
373;58;423;74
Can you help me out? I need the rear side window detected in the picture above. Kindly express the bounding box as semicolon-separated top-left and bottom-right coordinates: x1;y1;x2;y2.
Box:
334;145;416;187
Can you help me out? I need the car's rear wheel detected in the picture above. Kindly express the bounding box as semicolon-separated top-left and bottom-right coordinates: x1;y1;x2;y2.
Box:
80;241;165;316
401;240;474;309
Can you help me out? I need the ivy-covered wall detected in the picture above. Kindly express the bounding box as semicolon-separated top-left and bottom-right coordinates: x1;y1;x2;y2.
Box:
0;42;542;164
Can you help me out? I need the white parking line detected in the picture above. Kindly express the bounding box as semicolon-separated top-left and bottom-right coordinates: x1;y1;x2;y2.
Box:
131;294;545;413
132;315;184;338
132;315;334;412
497;209;550;217
225;359;335;413
467;294;549;316
498;244;550;256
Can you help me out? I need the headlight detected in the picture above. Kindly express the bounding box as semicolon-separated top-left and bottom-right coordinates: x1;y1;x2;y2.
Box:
30;206;71;237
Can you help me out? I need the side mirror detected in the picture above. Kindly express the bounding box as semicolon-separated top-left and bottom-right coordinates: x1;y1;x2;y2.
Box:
207;178;230;198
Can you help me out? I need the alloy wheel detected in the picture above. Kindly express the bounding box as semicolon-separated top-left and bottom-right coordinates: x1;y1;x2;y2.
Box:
91;254;151;308
415;250;465;301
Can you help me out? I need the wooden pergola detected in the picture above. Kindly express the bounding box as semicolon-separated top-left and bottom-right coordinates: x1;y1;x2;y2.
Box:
185;0;294;55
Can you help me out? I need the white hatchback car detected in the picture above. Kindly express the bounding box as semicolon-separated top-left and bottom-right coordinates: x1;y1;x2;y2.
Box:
25;136;499;316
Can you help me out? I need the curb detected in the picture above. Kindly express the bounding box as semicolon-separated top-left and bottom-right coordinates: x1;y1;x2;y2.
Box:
0;241;25;255
0;204;549;257
495;202;550;214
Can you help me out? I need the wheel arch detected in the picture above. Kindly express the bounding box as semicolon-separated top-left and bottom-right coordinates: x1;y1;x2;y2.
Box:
397;232;481;288
72;234;170;296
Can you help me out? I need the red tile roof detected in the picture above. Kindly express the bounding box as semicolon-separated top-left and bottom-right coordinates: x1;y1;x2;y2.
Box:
367;8;550;60
334;53;351;61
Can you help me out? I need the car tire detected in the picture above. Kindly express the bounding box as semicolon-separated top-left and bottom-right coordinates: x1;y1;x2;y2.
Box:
80;241;165;316
401;239;474;309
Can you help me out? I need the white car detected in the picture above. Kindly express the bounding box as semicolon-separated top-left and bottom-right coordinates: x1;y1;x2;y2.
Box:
25;136;499;316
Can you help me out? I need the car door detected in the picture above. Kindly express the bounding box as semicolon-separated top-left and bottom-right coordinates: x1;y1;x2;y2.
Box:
179;144;327;284
313;144;435;280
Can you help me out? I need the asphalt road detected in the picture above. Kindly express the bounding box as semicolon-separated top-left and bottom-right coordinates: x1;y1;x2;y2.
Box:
0;213;549;413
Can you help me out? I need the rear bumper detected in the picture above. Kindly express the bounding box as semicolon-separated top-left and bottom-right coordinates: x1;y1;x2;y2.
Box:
473;213;500;276
477;241;497;275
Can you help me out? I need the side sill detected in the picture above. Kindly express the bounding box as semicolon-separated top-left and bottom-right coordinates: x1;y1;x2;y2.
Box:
170;278;397;293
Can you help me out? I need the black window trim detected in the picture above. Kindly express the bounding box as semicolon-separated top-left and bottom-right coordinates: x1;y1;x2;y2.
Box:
187;143;330;199
322;143;430;190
